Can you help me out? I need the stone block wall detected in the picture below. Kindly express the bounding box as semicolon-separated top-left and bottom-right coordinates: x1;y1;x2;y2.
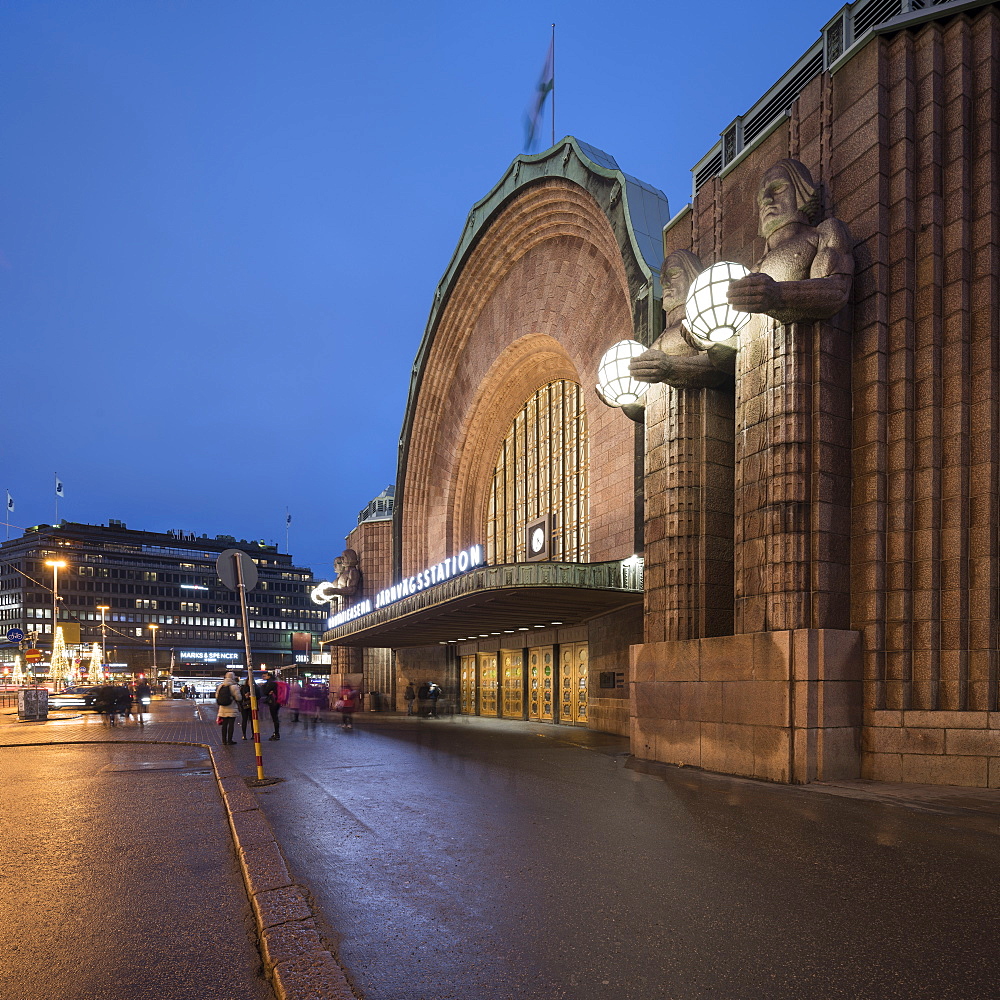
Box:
630;630;862;783
587;605;642;736
633;9;1000;787
331;519;393;691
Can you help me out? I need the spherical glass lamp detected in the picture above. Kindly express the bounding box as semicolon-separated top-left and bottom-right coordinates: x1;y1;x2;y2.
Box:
596;340;650;407
684;261;753;350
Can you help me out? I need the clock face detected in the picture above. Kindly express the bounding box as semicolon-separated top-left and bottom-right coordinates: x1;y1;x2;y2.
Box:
530;527;545;554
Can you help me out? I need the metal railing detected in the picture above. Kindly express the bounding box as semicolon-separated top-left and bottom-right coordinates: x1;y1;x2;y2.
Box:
690;0;972;196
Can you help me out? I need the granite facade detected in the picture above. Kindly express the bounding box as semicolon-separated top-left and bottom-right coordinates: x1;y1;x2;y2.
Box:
632;7;1000;786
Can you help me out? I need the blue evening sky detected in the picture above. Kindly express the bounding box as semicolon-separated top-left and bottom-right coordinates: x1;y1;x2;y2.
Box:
2;0;828;577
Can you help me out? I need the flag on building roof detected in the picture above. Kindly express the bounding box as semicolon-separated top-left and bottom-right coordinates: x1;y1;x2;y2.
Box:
55;475;64;498
5;491;12;512
524;34;554;151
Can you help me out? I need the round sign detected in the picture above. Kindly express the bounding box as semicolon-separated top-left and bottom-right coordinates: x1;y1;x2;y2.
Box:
216;549;259;592
6;628;24;643
25;649;43;663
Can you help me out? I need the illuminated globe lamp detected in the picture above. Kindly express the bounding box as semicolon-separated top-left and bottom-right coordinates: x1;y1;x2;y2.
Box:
596;339;650;407
684;261;753;351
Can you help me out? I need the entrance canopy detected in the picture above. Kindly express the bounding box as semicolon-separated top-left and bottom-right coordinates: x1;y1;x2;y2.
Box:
324;560;643;648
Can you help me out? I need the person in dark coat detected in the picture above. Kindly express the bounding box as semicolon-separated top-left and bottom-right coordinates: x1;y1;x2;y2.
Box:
427;682;442;718
261;670;281;740
404;683;416;716
239;675;261;740
94;685;116;726
133;678;153;725
113;685;132;725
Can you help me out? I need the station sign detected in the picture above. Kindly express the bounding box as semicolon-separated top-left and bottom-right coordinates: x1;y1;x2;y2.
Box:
328;544;484;629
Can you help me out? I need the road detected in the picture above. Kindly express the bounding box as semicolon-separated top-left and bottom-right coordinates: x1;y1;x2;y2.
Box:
228;713;1000;1000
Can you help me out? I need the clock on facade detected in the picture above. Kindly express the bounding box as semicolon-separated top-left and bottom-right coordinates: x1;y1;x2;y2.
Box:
525;515;549;561
530;527;545;554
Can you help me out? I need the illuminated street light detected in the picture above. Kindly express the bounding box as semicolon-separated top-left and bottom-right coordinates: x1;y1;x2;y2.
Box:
44;559;67;689
684;261;753;349
148;623;159;681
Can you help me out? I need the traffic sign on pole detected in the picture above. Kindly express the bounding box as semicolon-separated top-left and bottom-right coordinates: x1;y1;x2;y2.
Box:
216;549;258;592
6;628;24;643
25;649;43;663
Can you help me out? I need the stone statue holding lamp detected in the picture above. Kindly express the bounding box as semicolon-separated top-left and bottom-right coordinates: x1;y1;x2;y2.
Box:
629;249;732;390
727;158;853;323
629;158;853;389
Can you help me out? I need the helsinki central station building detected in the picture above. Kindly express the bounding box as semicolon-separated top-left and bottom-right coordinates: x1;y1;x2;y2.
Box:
327;0;1000;789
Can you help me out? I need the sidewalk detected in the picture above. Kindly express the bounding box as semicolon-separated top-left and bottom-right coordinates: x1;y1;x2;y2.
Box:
0;699;355;1000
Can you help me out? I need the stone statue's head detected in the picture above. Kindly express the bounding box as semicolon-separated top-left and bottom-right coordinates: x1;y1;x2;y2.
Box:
757;158;820;238
342;549;359;568
660;249;703;313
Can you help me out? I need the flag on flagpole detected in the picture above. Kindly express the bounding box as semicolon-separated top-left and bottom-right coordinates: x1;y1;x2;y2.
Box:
524;34;554;151
5;491;12;513
286;513;292;527
55;475;64;498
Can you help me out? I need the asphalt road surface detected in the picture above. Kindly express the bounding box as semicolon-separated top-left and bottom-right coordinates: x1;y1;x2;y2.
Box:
1;742;275;1000
237;714;1000;1000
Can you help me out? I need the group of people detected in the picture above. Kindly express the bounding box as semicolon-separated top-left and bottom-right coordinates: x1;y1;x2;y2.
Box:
404;681;443;717
92;678;153;727
214;671;360;743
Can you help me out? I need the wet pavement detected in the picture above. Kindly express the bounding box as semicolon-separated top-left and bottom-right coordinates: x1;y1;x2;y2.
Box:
3;701;1000;999
228;711;1000;1000
0;729;274;1000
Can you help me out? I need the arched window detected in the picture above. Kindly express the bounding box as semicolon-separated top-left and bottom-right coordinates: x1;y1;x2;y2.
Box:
486;380;589;564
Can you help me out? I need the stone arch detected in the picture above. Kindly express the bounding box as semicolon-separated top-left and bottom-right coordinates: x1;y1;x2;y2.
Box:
399;177;638;575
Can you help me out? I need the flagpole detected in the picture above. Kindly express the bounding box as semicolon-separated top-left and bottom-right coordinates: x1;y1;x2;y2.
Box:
285;508;290;552
551;23;556;146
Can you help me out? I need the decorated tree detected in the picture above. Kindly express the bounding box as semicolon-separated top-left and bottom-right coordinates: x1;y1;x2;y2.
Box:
50;627;71;690
88;643;104;685
11;655;25;687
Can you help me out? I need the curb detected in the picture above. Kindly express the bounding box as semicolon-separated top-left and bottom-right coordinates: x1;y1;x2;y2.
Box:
0;725;357;1000
208;743;358;1000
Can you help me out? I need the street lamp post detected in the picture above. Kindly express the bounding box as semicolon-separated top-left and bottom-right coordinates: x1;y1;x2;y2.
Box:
97;605;109;684
148;624;158;685
44;559;67;690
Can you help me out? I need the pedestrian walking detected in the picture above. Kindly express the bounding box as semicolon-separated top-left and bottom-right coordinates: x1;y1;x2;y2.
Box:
215;671;242;745
134;678;153;726
261;670;282;740
113;684;132;725
94;684;116;726
417;680;430;717
404;683;416;715
288;682;302;722
336;684;357;729
427;681;442;718
239;675;260;740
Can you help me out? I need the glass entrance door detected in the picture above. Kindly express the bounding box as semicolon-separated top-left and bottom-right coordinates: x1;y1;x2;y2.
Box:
527;646;554;721
559;643;589;725
460;654;476;714
500;649;523;719
477;652;498;717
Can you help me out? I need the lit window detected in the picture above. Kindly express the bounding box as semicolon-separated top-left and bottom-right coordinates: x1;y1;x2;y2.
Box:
486;380;589;564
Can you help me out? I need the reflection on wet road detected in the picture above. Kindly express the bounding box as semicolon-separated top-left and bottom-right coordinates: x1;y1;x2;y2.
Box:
242;716;1000;1000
